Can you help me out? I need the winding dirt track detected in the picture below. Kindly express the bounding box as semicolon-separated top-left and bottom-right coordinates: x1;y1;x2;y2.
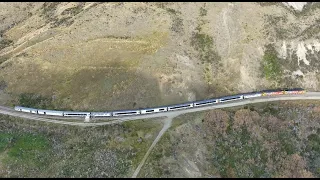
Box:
1;92;320;126
131;117;173;178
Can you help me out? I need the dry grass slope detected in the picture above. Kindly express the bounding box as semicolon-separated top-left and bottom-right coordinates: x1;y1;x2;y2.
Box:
0;2;320;110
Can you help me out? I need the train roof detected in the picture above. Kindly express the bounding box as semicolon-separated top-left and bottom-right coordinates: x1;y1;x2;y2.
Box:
193;98;218;103
168;102;194;106
112;109;140;113
63;111;90;114
91;112;111;114
141;106;167;110
218;94;243;99
37;109;64;113
15;106;37;110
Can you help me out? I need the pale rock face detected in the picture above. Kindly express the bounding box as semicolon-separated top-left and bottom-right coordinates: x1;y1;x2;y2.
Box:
280;40;320;66
296;42;310;66
281;41;287;59
313;40;320;51
306;44;314;54
292;69;304;77
282;2;308;11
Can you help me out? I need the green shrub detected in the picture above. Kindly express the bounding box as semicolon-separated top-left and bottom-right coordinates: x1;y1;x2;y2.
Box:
191;33;221;64
18;93;54;109
1;132;51;169
0;38;13;50
200;7;207;16
262;45;282;81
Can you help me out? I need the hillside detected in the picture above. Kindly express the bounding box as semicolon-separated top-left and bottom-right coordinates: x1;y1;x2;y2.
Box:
0;2;320;178
0;2;319;111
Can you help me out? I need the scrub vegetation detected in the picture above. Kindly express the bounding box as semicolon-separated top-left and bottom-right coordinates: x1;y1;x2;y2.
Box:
0;38;13;50
261;45;282;82
139;100;320;178
191;32;221;64
0;114;163;178
17;93;55;109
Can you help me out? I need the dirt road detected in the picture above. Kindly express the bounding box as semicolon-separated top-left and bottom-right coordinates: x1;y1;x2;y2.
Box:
132;116;174;178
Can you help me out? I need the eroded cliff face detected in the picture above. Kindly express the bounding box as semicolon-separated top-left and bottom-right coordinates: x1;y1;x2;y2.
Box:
0;2;319;110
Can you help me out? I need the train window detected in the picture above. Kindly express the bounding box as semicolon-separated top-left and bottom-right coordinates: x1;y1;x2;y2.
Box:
146;110;154;112
116;111;138;115
169;104;191;109
220;96;241;101
68;114;82;115
195;100;216;105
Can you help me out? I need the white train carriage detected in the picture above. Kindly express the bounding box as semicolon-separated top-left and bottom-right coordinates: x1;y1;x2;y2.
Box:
193;98;218;107
12;88;305;118
243;93;262;99
219;95;244;103
91;112;112;117
167;102;193;111
112;110;140;117
14;106;23;111
15;106;38;114
140;107;168;114
37;109;64;116
63;111;91;117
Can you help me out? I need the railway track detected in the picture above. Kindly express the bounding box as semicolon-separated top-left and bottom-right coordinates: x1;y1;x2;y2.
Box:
1;92;320;126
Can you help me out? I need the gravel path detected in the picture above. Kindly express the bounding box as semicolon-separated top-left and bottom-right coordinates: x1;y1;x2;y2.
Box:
132;116;174;178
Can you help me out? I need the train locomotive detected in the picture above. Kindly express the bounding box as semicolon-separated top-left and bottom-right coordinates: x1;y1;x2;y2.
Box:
14;88;306;118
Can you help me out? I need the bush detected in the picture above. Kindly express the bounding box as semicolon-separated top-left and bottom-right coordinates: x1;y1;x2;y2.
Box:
18;93;54;109
262;45;282;81
0;80;7;91
0;38;13;50
191;33;221;64
200;7;207;16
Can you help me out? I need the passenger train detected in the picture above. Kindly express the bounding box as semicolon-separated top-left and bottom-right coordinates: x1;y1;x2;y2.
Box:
14;88;306;118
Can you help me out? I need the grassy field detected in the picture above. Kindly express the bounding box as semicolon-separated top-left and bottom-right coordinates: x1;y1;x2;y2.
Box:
0;114;164;177
0;32;167;111
0;132;51;177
